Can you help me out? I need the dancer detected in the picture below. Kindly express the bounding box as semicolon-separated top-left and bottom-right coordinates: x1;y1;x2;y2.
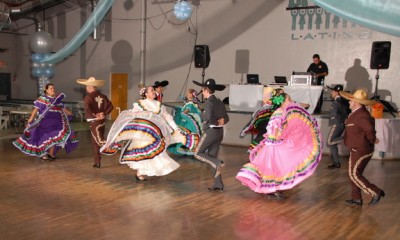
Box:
168;88;203;156
77;77;114;168
13;83;79;160
193;79;229;192
100;86;198;182
153;80;169;102
240;87;281;152
340;90;385;206
236;93;322;199
326;85;350;169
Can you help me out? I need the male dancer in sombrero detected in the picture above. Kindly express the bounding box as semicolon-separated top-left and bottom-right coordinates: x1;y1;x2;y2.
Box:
193;78;229;192
76;77;114;168
340;89;385;206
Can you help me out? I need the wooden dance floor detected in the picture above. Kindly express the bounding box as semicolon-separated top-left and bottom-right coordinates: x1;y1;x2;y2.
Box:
0;129;399;239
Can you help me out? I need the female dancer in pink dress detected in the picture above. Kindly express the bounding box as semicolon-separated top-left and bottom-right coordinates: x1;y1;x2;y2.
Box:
236;93;322;199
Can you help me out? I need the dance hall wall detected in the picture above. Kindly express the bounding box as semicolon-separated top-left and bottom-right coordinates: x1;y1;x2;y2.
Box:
1;0;399;110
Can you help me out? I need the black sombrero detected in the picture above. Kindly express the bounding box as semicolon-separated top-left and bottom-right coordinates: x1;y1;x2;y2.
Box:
193;78;225;91
326;84;343;92
153;80;169;88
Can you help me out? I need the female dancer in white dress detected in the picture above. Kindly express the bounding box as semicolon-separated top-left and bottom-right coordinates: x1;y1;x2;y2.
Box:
101;86;198;181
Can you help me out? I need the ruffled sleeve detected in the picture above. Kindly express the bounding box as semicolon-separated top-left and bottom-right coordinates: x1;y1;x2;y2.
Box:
160;105;178;130
265;108;284;140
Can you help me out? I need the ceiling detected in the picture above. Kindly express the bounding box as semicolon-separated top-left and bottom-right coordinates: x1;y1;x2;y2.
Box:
1;0;69;21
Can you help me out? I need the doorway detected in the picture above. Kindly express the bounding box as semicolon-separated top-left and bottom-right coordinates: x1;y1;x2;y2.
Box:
110;73;128;120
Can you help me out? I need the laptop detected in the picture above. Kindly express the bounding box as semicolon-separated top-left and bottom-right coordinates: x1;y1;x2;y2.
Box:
274;76;288;85
246;74;260;85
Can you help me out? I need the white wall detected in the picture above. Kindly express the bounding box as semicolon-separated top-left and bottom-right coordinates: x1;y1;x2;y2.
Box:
4;0;400;110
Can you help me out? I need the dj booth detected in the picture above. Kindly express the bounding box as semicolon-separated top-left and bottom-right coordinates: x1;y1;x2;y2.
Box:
229;84;323;114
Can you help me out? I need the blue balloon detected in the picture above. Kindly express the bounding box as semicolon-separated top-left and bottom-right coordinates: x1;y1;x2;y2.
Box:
174;1;193;21
32;68;44;77
43;68;55;78
43;53;53;59
31;53;44;62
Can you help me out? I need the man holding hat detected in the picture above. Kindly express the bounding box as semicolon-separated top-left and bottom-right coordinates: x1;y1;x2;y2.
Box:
77;77;114;168
326;84;350;169
153;80;169;102
193;78;229;192
340;89;385;206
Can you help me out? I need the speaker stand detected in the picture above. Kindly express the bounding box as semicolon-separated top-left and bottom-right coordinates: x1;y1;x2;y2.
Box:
201;67;206;102
372;68;396;118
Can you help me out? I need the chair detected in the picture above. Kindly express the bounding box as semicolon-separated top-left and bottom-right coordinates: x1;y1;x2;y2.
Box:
0;106;10;130
75;101;85;122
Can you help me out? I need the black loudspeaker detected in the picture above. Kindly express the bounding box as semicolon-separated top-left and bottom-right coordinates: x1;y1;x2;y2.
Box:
370;41;391;69
194;45;210;68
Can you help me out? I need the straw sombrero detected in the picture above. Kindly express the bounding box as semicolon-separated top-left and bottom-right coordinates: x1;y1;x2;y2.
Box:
339;90;377;106
76;77;105;87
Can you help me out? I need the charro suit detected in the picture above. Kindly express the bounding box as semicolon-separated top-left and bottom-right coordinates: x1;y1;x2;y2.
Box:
84;90;114;165
343;106;383;200
327;96;350;166
194;94;229;189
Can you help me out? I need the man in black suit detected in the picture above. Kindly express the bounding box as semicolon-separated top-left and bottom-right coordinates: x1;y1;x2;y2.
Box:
326;85;350;169
193;78;229;192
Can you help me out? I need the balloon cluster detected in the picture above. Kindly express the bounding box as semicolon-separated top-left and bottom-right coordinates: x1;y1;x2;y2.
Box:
29;30;55;95
31;53;55;78
173;1;193;21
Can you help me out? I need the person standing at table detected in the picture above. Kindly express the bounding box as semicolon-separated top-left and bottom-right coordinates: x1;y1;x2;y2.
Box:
193;78;229;192
307;54;328;113
153;80;169;102
77;77;114;169
326;84;350;169
340;89;385;206
13;83;79;160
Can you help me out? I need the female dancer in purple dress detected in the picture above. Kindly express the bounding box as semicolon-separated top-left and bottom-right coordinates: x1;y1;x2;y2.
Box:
13;84;79;160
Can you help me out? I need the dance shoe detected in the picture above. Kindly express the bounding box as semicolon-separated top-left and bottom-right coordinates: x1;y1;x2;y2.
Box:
47;154;57;161
208;187;224;192
327;163;341;169
345;199;363;206
214;161;225;178
135;175;148;182
266;192;285;200
92;163;101;169
369;191;385;205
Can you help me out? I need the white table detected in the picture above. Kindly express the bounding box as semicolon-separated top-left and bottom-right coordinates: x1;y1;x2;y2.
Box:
284;85;323;114
229;85;323;114
10;110;31;133
229;84;264;112
375;118;400;158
